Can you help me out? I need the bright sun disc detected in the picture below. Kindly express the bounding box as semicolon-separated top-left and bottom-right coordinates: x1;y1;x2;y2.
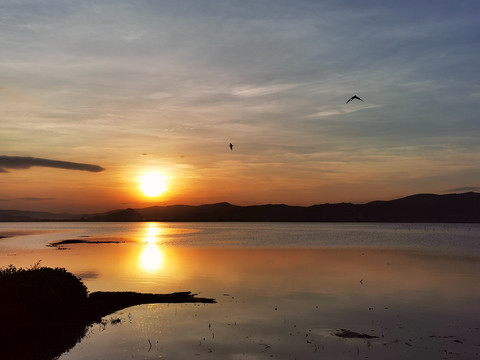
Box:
139;172;168;197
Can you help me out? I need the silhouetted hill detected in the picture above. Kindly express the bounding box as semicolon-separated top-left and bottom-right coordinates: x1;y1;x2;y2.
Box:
0;209;77;221
132;192;480;222
137;203;238;221
1;192;479;222
306;192;480;222
0;212;35;222
133;192;480;222
355;192;480;222
86;208;143;222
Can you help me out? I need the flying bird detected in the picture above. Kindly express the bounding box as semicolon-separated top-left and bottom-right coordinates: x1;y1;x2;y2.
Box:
346;95;364;104
229;143;234;151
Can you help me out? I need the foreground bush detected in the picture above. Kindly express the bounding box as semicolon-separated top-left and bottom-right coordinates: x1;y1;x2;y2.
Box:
0;264;90;360
0;264;214;360
0;263;88;322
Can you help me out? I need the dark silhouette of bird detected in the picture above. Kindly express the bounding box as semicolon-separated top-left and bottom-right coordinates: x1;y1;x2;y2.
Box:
229;143;234;151
346;95;364;104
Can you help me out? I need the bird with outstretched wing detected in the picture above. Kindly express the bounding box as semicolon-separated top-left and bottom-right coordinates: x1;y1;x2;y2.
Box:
346;95;364;104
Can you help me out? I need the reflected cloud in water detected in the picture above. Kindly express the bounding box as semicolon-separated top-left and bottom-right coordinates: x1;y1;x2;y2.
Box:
58;247;480;360
2;223;479;359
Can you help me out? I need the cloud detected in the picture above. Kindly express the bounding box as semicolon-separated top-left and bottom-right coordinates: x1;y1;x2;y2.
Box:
73;271;99;280
307;104;381;119
0;197;55;202
15;197;56;201
0;156;105;173
231;83;301;97
0;1;479;208
443;186;480;193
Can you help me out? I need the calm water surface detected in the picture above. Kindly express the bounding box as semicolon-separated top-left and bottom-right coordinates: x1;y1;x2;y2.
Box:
1;222;479;359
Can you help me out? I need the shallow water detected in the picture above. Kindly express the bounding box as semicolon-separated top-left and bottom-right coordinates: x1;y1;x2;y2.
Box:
1;222;479;359
1;221;480;252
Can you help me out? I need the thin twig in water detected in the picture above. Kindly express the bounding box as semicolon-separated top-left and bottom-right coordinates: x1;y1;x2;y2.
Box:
259;343;271;352
148;339;152;352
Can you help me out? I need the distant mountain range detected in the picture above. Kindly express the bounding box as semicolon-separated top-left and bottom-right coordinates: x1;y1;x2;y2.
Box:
0;209;78;222
1;192;480;223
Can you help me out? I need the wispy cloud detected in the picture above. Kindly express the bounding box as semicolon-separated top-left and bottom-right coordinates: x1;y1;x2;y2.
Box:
0;1;479;210
443;186;480;193
0;156;105;173
307;104;381;119
0;197;56;202
232;83;301;97
15;197;56;201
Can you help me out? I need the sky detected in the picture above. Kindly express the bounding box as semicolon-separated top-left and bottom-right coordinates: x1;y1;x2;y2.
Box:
1;0;480;213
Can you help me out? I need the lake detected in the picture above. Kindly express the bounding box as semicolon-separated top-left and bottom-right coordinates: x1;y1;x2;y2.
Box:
1;222;479;359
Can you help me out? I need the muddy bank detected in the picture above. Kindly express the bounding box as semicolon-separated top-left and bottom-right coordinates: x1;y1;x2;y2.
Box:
48;238;125;247
87;291;216;321
335;328;379;339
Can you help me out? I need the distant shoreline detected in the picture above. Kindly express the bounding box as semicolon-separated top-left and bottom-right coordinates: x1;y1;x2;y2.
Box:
1;192;480;223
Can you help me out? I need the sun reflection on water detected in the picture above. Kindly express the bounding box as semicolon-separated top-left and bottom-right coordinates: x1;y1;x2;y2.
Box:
139;223;164;272
140;243;163;271
144;223;161;242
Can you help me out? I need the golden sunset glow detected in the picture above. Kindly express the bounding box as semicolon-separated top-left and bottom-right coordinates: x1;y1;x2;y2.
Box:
139;223;164;271
139;172;168;198
143;223;163;242
0;1;478;214
140;243;164;271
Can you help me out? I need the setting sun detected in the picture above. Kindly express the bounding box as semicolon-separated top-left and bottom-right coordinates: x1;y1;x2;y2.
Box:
139;172;168;197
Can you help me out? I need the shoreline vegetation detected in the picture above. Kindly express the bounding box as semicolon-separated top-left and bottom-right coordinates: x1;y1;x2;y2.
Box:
0;264;215;360
1;192;480;223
